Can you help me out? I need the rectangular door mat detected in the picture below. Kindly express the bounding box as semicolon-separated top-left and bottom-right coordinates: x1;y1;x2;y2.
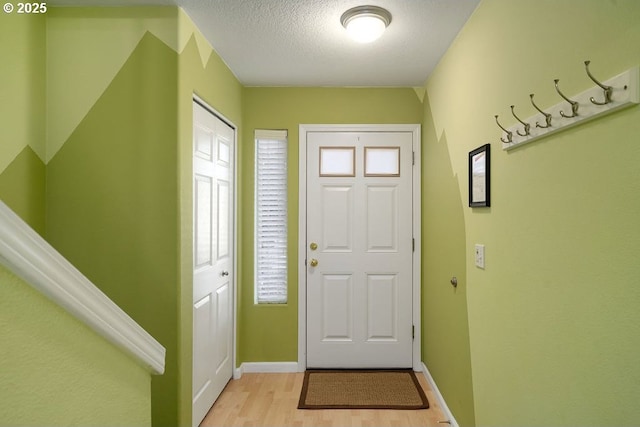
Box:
298;369;429;410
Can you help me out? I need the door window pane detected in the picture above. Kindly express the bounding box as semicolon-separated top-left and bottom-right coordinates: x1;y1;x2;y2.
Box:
320;147;355;177
364;147;400;177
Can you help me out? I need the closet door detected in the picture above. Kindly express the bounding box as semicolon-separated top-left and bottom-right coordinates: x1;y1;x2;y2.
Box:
192;101;234;427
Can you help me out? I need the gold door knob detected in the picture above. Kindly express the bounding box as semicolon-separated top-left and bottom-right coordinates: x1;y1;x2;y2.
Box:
309;259;318;267
310;242;318;251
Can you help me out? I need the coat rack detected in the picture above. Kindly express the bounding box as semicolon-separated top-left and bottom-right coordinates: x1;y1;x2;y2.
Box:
495;61;639;150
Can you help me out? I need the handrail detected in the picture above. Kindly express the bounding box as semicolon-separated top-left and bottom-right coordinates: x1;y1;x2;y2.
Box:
0;201;165;375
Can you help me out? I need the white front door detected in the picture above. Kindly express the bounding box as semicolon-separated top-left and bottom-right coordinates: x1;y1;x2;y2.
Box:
192;101;234;427
306;130;414;368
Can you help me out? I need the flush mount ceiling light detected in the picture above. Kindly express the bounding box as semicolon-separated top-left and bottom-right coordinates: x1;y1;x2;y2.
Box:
340;5;392;43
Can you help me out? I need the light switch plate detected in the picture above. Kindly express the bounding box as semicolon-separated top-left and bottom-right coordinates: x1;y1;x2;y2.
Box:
475;244;485;269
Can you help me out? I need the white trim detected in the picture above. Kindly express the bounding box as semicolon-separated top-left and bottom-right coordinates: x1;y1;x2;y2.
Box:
421;362;459;427
297;125;307;372
412;125;422;370
193;94;236;135
231;112;239;387
233;367;242;379
234;362;298;378
236;362;299;378
0;201;166;375
297;124;422;372
254;129;287;140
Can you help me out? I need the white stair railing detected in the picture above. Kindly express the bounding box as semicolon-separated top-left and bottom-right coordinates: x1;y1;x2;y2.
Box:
0;201;165;374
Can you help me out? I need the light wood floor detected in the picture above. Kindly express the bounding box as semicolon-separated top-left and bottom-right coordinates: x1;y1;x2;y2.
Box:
200;372;450;427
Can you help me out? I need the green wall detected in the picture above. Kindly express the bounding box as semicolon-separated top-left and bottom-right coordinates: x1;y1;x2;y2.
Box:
0;7;244;426
8;2;640;426
0;264;152;426
177;10;243;426
422;0;640;425
0;12;46;235
45;27;179;427
42;7;246;427
422;92;475;426
0;147;46;236
239;87;423;362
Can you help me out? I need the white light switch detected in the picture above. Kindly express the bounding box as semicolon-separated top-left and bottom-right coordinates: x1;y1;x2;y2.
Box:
475;244;485;269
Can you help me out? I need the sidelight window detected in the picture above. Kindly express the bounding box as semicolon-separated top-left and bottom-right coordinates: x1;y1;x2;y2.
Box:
255;130;288;304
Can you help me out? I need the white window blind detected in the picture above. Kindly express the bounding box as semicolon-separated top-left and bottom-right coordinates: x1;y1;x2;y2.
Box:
255;130;288;304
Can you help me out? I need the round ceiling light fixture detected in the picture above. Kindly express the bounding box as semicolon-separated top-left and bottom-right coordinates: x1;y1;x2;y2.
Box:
340;5;392;43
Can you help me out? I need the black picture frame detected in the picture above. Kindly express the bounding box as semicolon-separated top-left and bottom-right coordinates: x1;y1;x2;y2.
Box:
469;143;491;207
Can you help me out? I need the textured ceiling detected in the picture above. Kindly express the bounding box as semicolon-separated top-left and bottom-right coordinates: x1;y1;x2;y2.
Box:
47;0;480;87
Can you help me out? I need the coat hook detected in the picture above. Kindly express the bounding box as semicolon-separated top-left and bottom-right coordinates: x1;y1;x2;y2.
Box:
554;79;579;118
584;60;612;105
510;105;531;136
494;115;512;143
529;94;552;128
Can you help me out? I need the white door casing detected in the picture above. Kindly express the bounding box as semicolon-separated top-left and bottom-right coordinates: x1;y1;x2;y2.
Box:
299;125;421;370
192;100;235;427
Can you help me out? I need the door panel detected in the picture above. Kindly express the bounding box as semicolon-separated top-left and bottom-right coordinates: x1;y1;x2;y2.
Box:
214;283;230;371
366;185;398;251
306;131;413;368
322;186;353;251
193;294;212;399
321;274;353;341
366;273;397;340
195;175;213;267
216;181;230;259
192;102;234;427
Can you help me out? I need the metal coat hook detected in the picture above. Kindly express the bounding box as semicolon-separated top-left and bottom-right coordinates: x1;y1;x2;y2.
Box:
584;60;612;105
495;115;513;143
554;79;579;118
529;94;552;128
510;105;531;136
500;63;638;150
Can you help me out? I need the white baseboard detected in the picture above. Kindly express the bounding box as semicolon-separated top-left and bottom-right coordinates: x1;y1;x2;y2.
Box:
234;362;298;379
421;362;459;427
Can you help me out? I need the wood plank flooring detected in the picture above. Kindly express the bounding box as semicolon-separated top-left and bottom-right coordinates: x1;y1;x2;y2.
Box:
200;372;450;427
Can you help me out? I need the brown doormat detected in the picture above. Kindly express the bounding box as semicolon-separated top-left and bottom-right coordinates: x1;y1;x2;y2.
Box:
298;369;429;410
